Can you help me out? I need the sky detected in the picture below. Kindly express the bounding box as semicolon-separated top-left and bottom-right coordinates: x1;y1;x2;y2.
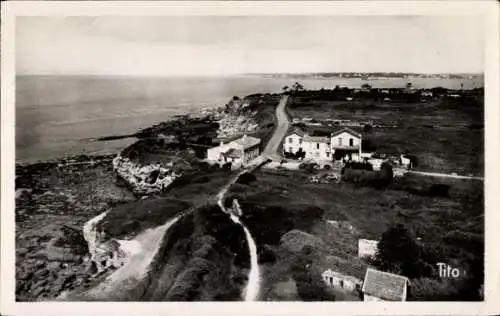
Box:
16;16;484;76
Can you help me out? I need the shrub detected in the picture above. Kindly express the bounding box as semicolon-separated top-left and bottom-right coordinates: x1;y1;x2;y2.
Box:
376;223;425;278
298;163;318;173
379;162;394;184
342;169;379;186
408;277;461;301
236;172;257;185
197;161;210;171
345;161;373;171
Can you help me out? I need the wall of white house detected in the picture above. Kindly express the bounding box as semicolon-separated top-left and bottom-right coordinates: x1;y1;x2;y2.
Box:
207;147;222;161
331;132;361;149
284;134;304;154
304;141;330;160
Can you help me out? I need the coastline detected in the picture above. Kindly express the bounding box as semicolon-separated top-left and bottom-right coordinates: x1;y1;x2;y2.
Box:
15;104;223;168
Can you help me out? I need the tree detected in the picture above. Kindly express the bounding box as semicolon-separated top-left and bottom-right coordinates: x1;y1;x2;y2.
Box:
292;82;305;92
379;162;393;184
376;223;423;278
282;86;289;93
361;83;372;90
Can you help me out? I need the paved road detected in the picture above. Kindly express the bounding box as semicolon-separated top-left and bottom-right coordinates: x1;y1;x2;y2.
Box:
408;170;484;181
262;95;290;160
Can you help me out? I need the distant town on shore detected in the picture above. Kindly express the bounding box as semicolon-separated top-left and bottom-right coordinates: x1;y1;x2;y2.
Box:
252;72;483;80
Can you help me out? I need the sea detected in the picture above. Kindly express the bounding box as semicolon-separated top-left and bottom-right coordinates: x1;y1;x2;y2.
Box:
15;75;483;164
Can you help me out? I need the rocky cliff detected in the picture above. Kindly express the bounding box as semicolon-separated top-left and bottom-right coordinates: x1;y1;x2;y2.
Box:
217;98;259;138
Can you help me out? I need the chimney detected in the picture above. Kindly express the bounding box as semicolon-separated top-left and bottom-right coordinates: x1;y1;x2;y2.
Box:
220;140;224;147
242;134;247;141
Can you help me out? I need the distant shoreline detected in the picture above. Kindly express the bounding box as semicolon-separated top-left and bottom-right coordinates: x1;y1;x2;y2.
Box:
15;107;220;168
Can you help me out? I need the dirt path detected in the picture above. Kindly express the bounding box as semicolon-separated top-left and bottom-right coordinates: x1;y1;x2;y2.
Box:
409;170;484;181
263;95;290;160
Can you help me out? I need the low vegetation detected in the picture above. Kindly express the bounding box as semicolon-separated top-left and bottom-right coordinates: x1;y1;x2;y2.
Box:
287;88;483;175
228;167;483;301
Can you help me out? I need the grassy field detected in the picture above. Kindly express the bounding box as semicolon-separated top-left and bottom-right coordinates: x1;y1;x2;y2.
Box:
228;168;483;300
288;94;484;175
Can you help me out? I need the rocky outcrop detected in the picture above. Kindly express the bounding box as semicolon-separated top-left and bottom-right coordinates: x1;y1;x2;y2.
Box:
83;211;109;268
82;210;144;273
112;155;182;196
217;98;259;139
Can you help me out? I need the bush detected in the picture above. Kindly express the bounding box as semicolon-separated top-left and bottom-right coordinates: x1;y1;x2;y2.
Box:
379;162;393;184
299;163;318;173
236;172;257;185
408;277;461;301
345;161;373;171
342;169;379;186
197;161;210;171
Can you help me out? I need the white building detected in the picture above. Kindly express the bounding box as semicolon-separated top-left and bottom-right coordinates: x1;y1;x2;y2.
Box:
400;154;412;169
322;269;362;293
358;239;379;258
330;128;362;160
206;134;261;169
283;127;363;163
284;130;306;155
303;135;331;160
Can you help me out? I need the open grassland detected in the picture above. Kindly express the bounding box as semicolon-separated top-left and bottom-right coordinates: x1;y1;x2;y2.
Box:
288;95;483;175
229;168;483;300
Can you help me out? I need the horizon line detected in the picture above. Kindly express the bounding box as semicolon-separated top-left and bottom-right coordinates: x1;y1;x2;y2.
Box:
16;71;485;77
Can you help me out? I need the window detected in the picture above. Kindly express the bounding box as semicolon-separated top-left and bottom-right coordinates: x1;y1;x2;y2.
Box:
338;137;342;146
299;139;303;144
289;147;293;152
289;138;293;143
316;143;320;149
326;152;330;157
349;138;354;146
